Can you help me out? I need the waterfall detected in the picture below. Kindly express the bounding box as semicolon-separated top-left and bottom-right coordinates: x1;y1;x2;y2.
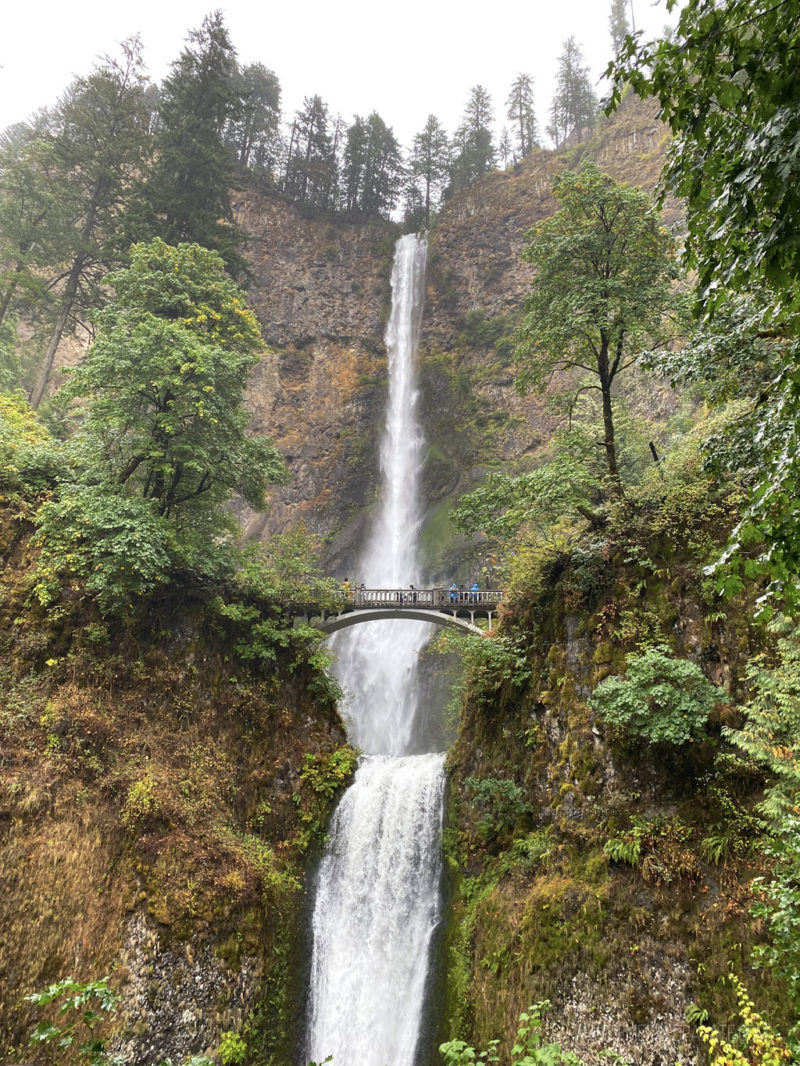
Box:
305;234;445;1066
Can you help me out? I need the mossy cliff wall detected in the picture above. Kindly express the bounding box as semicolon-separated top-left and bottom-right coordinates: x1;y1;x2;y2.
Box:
0;509;351;1065
437;508;788;1064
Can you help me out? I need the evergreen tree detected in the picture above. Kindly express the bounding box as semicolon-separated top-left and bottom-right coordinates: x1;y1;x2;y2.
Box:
227;62;281;181
341;112;402;218
0;118;64;339
143;12;244;275
283;95;337;210
498;128;512;168
547;37;597;147
506;73;539;160
405;114;450;229
450;85;495;192
29;39;153;408
609;0;631;56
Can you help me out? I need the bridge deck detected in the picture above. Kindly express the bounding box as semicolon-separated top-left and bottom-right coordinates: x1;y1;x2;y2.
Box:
336;587;502;609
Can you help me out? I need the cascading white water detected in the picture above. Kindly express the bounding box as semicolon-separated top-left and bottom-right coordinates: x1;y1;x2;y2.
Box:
305;234;445;1066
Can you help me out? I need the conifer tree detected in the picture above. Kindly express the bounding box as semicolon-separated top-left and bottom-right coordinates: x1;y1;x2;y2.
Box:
341;112;401;218
0;118;64;339
547;37;597;148
29;39;153;408
506;73;539;160
283;95;338;210
405;115;450;229
143;12;245;276
227;62;281;180
609;0;631;56
450;85;495;192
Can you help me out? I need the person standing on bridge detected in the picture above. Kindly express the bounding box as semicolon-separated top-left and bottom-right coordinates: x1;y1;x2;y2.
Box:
409;584;417;604
471;580;479;602
449;583;458;603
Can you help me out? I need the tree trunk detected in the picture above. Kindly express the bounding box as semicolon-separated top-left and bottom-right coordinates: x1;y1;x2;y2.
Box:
29;255;84;409
598;336;621;489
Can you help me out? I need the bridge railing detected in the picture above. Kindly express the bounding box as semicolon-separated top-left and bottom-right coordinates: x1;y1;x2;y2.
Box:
335;587;503;609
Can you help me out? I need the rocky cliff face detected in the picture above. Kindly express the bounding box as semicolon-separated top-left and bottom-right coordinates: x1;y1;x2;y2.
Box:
238;96;677;578
0;509;352;1064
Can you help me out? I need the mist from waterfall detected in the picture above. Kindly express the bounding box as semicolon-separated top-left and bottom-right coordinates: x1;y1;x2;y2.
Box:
305;233;446;1066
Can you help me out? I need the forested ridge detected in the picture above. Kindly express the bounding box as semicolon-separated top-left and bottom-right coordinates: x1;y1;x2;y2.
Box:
3;1;800;1065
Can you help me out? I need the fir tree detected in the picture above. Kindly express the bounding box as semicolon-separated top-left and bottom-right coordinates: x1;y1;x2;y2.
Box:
450;85;495;192
405;115;450;229
547;37;597;148
609;0;631;56
283;95;337;210
227;62;281;181
143;12;245;276
29;38;153;408
506;73;539;160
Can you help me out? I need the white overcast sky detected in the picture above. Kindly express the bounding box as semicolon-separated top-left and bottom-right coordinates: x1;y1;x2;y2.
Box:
0;0;679;149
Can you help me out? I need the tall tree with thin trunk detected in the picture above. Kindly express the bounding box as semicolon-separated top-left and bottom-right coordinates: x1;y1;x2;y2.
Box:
609;0;631;56
0;117;65;338
227;62;281;180
546;37;597;147
513;163;677;488
506;73;539;160
283;95;337;209
450;85;495;192
29;39;152;409
405;114;450;228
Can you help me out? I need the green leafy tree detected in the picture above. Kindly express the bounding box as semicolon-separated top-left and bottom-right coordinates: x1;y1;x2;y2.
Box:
143;12;244;275
29;39;153;408
547;37;597;147
589;645;725;746
513;163;678;487
607;0;800;306
607;1;800;614
506;73;539;160
452;428;602;538
405;114;450;228
34;239;287;610
64;239;286;523
450;85;495;192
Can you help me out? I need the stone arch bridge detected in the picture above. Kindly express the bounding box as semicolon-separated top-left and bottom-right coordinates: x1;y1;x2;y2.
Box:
298;587;503;637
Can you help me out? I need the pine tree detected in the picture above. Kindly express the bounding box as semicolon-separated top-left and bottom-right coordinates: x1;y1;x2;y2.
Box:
0;118;65;338
227;62;281;180
506;73;539;160
450;85;495;192
547;37;598;148
340;112;401;219
283;95;337;210
609;0;631;56
405;115;450;228
29;38;153;408
143;12;245;275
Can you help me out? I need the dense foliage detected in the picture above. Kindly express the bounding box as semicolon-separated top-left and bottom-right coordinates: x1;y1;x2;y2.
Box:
589;645;725;747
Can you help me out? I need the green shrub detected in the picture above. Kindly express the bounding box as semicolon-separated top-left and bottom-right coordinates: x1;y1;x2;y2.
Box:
589;644;725;745
218;1030;247;1065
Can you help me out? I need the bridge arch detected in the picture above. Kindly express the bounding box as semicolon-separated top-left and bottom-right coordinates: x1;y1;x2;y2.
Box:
314;608;485;636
